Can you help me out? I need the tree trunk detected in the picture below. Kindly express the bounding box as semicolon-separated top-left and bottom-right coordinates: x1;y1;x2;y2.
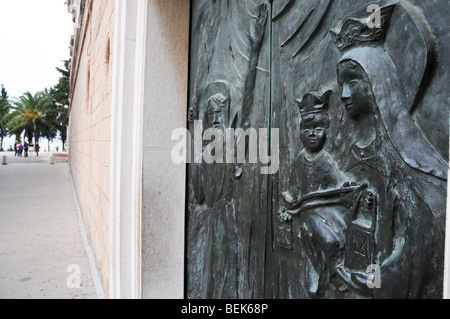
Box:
34;129;40;149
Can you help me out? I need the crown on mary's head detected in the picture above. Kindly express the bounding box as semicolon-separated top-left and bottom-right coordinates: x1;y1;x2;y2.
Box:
330;4;395;53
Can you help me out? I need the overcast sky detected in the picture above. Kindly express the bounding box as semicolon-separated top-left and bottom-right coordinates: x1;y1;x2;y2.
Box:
0;0;73;99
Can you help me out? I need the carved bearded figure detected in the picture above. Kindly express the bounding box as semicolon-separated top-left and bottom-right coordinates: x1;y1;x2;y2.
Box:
189;3;269;299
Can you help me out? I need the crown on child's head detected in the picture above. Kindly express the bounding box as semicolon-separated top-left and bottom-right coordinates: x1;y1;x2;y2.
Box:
330;4;395;53
296;90;332;117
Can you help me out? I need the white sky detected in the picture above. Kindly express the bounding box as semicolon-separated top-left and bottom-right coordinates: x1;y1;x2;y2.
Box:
0;1;73;150
0;0;73;99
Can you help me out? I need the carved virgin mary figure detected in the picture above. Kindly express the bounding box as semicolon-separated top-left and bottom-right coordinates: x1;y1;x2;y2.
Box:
331;4;447;299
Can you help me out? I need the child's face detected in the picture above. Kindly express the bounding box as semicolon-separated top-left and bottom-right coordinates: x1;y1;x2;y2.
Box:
300;117;327;153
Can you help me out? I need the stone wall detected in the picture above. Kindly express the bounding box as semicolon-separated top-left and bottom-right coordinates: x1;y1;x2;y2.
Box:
68;0;114;296
141;0;190;299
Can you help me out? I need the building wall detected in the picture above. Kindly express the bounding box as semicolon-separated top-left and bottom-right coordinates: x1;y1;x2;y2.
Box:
141;0;190;299
68;0;115;296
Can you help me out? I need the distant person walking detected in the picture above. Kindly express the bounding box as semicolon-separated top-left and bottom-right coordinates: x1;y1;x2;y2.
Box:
14;141;18;156
24;142;29;157
35;143;40;157
16;142;23;157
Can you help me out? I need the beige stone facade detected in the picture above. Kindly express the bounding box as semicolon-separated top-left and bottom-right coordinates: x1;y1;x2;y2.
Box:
68;0;115;297
67;0;189;299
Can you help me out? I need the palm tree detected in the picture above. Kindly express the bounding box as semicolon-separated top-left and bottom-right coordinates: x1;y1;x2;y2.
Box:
5;91;56;146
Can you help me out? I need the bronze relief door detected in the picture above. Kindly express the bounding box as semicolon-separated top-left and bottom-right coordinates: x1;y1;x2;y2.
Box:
186;0;449;299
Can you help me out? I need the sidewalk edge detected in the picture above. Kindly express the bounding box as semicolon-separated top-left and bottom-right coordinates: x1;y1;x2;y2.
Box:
67;165;106;299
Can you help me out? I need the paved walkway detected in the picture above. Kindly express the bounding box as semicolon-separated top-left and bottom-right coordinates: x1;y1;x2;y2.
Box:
1;151;51;164
0;152;100;299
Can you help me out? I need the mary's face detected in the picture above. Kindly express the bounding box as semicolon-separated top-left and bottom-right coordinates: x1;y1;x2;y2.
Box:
338;63;372;120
